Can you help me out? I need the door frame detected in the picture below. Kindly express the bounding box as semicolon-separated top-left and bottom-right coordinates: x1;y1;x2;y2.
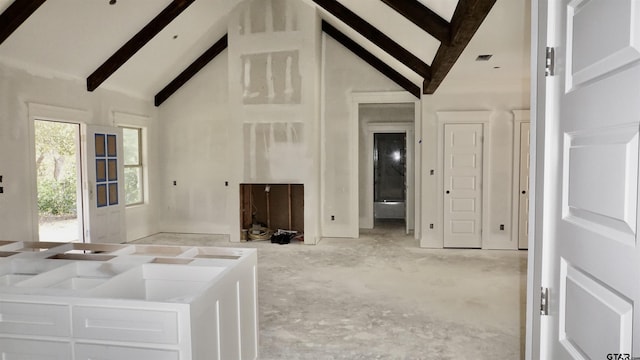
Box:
364;122;414;233
511;111;530;249
350;91;421;239
436;111;491;248
526;0;547;359
27;103;90;242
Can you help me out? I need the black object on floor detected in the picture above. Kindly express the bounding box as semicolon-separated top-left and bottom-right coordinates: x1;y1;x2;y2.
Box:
271;233;293;245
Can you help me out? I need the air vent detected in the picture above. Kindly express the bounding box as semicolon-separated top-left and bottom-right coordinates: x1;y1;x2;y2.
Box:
475;54;493;61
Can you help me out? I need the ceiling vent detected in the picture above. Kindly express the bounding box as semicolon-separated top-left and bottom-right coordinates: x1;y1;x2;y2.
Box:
475;54;493;61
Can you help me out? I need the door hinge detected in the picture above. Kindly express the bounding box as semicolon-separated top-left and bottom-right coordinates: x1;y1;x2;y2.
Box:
540;287;549;316
545;47;555;77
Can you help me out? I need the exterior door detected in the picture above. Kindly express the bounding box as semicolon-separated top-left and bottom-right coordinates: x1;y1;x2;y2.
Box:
541;0;640;358
518;122;530;249
83;125;125;244
443;123;483;248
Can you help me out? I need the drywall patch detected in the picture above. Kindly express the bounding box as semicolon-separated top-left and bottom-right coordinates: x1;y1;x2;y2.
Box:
241;51;301;104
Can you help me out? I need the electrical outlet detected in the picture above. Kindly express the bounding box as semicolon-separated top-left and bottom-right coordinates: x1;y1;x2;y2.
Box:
0;175;3;182
173;181;177;186
225;181;228;187
331;215;335;221
500;224;505;231
0;187;3;194
429;223;434;229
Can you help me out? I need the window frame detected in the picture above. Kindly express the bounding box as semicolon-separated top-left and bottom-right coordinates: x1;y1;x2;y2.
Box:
121;126;144;207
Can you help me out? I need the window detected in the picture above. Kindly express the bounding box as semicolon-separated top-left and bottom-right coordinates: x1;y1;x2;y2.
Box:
122;127;143;206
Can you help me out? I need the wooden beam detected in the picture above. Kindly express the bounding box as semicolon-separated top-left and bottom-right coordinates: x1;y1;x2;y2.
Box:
423;0;496;94
87;0;195;92
379;0;451;44
0;0;47;46
322;21;420;99
312;0;430;81
154;34;228;107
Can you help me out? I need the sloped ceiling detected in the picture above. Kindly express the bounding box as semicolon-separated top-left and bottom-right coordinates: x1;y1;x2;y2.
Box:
0;0;530;101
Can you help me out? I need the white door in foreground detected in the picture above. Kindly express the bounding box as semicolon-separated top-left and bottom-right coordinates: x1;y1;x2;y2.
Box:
542;0;640;358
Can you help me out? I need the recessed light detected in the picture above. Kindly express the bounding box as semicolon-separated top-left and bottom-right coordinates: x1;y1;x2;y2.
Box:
493;66;501;69
173;34;179;39
476;54;493;61
109;0;116;5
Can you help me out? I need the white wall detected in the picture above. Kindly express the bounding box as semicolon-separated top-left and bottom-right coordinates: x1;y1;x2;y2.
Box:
0;63;159;242
157;52;233;236
321;34;406;238
419;91;530;249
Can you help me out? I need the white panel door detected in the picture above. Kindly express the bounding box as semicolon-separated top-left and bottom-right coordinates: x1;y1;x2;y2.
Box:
443;123;483;248
543;0;640;358
83;125;125;244
518;122;530;249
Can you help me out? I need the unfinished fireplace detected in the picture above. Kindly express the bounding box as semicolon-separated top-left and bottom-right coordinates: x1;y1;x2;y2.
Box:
240;184;303;241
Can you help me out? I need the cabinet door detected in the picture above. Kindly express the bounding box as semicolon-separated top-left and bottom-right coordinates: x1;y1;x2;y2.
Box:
75;344;179;360
0;302;70;337
0;338;71;359
72;306;178;344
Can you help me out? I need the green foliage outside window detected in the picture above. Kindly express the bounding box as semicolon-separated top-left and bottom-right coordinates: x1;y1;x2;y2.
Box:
35;121;78;216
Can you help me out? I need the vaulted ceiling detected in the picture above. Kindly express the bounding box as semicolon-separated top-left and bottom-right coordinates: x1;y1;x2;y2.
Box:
0;0;530;103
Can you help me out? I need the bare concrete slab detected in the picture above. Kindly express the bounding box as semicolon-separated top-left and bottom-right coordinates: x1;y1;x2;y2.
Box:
132;222;526;360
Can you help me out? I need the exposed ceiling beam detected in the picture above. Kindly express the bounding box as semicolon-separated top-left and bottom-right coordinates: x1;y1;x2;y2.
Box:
0;0;47;46
312;0;430;81
86;0;195;92
155;34;228;107
379;0;451;44
322;21;420;99
423;0;496;94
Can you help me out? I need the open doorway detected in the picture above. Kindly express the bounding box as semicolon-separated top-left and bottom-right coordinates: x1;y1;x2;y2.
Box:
373;133;406;224
358;101;415;235
34;120;83;242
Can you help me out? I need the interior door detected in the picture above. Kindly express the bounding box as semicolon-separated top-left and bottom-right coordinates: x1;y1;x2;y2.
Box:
83;125;125;244
518;122;530;249
443;123;483;248
542;0;640;358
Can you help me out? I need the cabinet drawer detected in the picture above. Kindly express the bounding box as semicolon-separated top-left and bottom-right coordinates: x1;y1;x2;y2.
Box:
0;301;70;337
72;306;179;344
0;338;72;359
75;343;179;360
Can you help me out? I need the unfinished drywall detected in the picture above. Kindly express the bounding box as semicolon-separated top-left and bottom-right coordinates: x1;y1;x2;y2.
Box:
0;63;159;242
419;92;530;249
321;34;406;238
228;0;321;243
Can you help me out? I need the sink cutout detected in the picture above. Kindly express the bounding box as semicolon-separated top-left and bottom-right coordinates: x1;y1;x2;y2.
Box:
17;261;134;290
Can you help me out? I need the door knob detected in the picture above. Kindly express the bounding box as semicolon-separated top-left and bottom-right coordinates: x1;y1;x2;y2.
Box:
522;190;526;194
446;190;450;194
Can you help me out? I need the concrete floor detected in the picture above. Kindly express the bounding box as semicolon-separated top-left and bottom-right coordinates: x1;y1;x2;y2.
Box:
132;221;527;360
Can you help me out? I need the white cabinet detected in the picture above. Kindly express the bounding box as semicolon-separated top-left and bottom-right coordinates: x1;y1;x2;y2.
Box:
0;338;72;359
74;343;180;360
0;242;258;360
